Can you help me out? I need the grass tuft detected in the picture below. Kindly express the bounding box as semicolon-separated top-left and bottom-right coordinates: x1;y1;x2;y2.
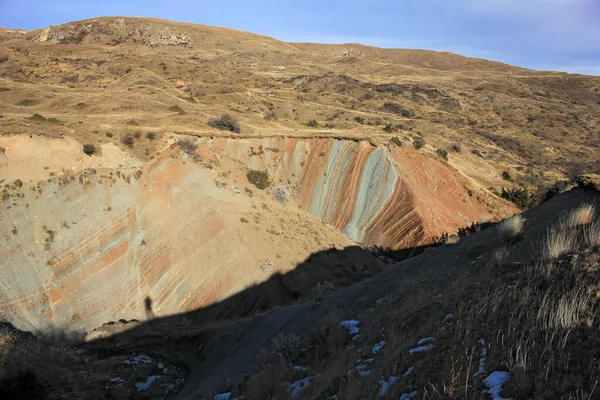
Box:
497;214;525;241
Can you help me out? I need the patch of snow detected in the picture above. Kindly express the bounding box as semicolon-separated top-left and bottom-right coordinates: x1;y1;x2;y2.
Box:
126;354;153;365
376;297;385;304
400;390;418;399
293;366;308;372
372;341;386;354
483;371;511;400
379;376;398;395
214;393;232;400
444;313;454;321
417;337;436;345
359;369;371;377
403;366;414;377
135;375;160;392
329;395;339;400
289;377;312;397
474;347;487;377
110;377;124;383
340;320;360;340
409;345;432;354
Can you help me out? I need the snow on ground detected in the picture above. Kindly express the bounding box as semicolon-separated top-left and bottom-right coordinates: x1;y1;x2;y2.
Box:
340;319;360;340
417;337;436;345
125;354;153;365
372;340;386;354
289;377;313;397
359;369;371;377
483;371;511;400
293;366;308;371
474;340;487;377
379;376;398;395
402;366;414;377
444;313;454;321
400;390;418;399
135;375;160;391
409;344;432;354
214;393;231;400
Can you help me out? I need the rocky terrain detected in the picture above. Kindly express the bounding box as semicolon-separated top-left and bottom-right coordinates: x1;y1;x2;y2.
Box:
0;16;599;399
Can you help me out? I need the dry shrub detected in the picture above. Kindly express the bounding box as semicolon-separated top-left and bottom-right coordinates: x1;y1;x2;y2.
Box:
177;138;197;155
497;214;525;241
489;246;510;267
583;220;600;247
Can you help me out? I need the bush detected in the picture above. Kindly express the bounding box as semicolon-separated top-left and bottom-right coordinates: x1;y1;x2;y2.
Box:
126;119;139;126
146;132;156;140
83;144;96;156
122;136;134;148
16;99;40;106
354;116;364;124
209;114;240;133
381;102;414;117
27;114;60;124
264;110;277;120
390;137;402;147
168;105;187;115
307;119;318;127
500;186;537;210
133;131;141;139
177;138;197;154
383;124;395;133
497;214;525;241
502;171;513;182
413;137;426;150
436;148;448;161
451;144;462;152
247;170;270;190
75;102;88;109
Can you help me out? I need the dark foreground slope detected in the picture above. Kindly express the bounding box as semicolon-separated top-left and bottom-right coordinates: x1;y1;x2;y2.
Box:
2;183;600;399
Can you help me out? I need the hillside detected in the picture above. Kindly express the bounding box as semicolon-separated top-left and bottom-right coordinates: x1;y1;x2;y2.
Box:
0;16;599;399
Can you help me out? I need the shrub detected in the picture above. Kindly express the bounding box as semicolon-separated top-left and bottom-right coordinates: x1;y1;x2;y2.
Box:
168;105;187;115
390;137;402;147
413;137;426;150
208;114;240;133
133;131;141;139
247;170;270;190
122;136;134;147
177;138;197;154
75;102;88;109
500;187;537;210
264;110;277;120
451;144;462;152
82;144;96;156
126;119;139;126
105;132;113;138
16;99;40;106
307;119;318;127
381;102;414;117
146;132;156;140
497;214;525;241
383;124;395;133
354;116;364;124
502;171;513;182
26;114;60;124
436;148;448;161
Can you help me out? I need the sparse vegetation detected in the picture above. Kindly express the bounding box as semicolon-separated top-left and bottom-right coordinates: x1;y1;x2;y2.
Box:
413;136;426;150
146;132;156;140
75;102;88;109
502;170;513;182
126;119;139;126
307;119;318;127
247;170;270;190
168;105;187;115
0;87;10;92
436;148;448;161
16;99;40;107
177;138;197;155
209;114;240;133
26;114;60;124
390;137;402;147
263;110;277;120
82;144;96;156
451;143;461;152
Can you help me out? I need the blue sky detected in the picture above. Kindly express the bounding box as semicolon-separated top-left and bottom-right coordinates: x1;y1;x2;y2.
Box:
0;0;598;74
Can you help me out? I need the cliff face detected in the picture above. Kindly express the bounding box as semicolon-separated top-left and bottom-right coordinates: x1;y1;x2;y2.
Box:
199;137;513;248
0;135;514;332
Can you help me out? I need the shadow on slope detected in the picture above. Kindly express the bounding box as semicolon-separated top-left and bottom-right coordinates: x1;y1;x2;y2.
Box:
3;184;600;399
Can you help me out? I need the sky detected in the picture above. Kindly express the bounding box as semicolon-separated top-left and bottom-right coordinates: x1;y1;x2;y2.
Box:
0;0;598;75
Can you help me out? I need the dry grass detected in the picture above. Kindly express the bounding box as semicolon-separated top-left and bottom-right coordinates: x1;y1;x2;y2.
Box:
562;203;595;228
541;228;577;261
496;214;525;241
584;220;600;247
